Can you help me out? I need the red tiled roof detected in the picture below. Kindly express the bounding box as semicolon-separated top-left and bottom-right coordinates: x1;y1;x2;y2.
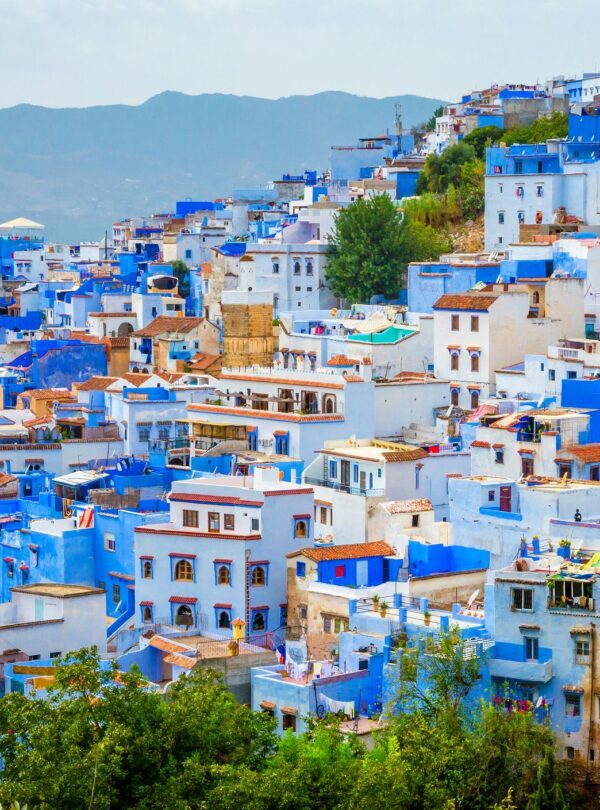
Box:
133;316;204;337
168;552;197;559
293;514;311;519
433;293;498;311
382;448;428;462
75;376;119;391
187;403;344;422
164;652;196;669
169;493;263;507
217;372;345;390
214;602;233;608
471;441;491;448
168;595;198;604
214;558;233;563
189;352;221;371
557;443;600;463
139;600;154;606
149;636;190;653
288;541;394;562
326;355;360;367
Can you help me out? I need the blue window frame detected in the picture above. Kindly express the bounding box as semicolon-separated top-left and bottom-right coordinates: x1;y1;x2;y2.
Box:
140;557;154;579
213;560;233;586
329;460;337;478
248;429;258;452
274;431;289;455
353;464;359;483
296;561;306;578
213;604;233;629
250;606;269;632
280;604;288;626
249;561;270;587
140;603;154;623
170;555;196;583
293;517;310;539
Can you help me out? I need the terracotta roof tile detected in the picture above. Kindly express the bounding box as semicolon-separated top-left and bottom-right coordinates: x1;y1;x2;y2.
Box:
133;316;204;337
149;636;190;653
382;448;428;462
163;652;196;669
190;352;221;371
557;443;600;463
471;440;491;448
433;293;498;312
288;540;395;562
382;498;432;514
75;376;119;391
326;355;360;367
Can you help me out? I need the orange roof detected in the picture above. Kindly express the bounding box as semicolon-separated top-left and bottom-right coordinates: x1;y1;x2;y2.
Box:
188;403;344;423
156;372;184;384
382;448;428;462
326;355;360;367
217;372;344;390
288;541;395;562
120;373;150;387
75;376;119;391
163;652;196;669
433;293;498;312
22;389;74;400
88;312;134;318
190;352;221;371
557;443;600;463
148;636;190;654
133;316;204;337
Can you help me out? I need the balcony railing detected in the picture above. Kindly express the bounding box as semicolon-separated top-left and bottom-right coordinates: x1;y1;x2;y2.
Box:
303;476;384;497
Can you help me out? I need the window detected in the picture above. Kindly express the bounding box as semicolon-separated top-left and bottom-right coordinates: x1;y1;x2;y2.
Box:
104;532;116;552
334;564;346;578
488;490;496;501
565;694;581;717
498;236;503;244
548;369;556;381
252;611;265;631
566;746;575;760
217;565;230;585
138;427;150;442
451;353;459;371
451;389;459;407
525;637;539;661
591;466;600;482
323;616;332;633
471;354;479;373
29;654;40;661
280;605;288;625
294;520;307;538
112;584;121;605
557;463;572;479
174;559;194;582
142;560;153;579
470;390;479;409
498;183;503;193
219;611;231;629
158;427;169;441
575;639;591;664
329;460;337;478
411;514;420;527
282;711;297;732
451;314;459;331
224;513;235;531
251;566;266;586
293;261;301;275
537;185;544;197
298;604;307;620
498;212;505;224
272;260;279;274
495;449;504;465
49;651;62;659
306;260;313;276
521;457;534;477
320;507;328;524
296;561;306;578
567;370;577;380
183;509;199;528
208;512;220;532
515;159;523;174
518;211;525;224
251;517;260;532
143;606;153;623
512;588;533;611
471;316;479;332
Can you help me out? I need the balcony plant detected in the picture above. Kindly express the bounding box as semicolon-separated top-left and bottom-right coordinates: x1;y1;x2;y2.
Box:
372;594;380;610
424;610;431;626
379;601;388;618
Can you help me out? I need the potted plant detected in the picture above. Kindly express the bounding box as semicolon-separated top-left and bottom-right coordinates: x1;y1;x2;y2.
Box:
379;601;388;619
372;594;380;611
424;610;431;626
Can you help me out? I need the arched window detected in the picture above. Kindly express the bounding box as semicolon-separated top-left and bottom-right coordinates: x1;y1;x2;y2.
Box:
293;261;301;275
219;611;231;629
174;559;194;582
176;605;193;626
451;389;459;407
532;291;540;305
158;427;169;440
295;520;307;539
139;427;150;442
252;611;265;631
251;566;266;586
143;561;153;579
323;394;336;414
218;565;230;585
306;260;313;276
143;606;153;623
471;390;480;409
471;353;479;373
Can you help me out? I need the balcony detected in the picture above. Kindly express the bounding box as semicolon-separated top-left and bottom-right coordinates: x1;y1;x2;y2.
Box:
489;657;552;683
304;476;384;497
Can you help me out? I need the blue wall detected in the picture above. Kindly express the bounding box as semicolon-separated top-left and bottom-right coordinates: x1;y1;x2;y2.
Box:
561;378;600;442
408;541;490;577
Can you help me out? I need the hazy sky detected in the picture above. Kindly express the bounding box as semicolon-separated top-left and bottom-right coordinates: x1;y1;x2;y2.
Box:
1;0;599;108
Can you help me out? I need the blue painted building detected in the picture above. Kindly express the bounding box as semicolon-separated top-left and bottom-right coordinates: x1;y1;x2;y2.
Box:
407;260;500;313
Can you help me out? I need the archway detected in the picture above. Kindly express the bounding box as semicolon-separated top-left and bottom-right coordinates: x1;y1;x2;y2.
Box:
117;322;134;337
176;605;193;626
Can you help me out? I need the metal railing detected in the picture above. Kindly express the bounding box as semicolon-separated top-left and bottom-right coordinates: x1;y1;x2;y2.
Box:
303;476;384;497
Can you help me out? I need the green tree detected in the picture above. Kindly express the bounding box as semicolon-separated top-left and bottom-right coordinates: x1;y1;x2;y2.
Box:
462;125;505;159
416;143;478;195
424;105;445;132
525;747;569;810
326;194;406;303
504;112;568;146
171;258;190;299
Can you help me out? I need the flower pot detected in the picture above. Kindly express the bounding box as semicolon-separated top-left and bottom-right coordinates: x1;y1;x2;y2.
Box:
380;607;387;618
424;615;431;626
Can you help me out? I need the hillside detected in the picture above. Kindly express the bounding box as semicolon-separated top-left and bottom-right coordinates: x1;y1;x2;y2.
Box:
0;91;445;242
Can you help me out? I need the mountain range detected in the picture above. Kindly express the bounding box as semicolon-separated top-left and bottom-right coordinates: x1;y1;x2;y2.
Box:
0;91;445;243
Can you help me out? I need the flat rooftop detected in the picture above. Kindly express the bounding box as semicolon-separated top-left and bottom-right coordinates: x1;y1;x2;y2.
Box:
11;584;104;599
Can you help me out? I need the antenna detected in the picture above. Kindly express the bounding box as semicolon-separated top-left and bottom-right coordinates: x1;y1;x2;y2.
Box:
394;103;402;137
